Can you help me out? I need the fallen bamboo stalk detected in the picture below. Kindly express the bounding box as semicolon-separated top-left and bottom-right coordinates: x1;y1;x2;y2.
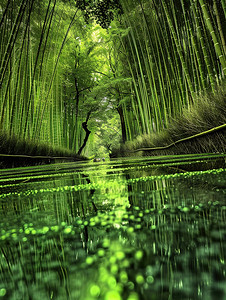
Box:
133;123;226;152
0;154;76;159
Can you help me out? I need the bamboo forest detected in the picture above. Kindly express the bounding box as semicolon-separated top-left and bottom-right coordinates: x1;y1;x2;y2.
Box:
0;0;226;299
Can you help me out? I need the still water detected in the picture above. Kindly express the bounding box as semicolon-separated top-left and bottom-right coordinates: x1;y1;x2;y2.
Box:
0;156;225;300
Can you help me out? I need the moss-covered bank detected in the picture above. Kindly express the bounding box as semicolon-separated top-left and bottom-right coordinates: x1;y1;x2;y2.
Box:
0;130;86;168
111;89;226;158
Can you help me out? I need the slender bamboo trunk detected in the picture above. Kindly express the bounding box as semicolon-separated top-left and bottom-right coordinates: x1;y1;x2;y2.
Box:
33;8;79;139
198;0;226;75
213;0;226;55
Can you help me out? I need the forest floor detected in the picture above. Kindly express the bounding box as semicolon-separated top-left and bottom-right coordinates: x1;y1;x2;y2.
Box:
0;131;84;169
112;88;226;158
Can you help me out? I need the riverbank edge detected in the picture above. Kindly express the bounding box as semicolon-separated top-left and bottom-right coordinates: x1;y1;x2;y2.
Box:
0;131;87;169
111;88;226;158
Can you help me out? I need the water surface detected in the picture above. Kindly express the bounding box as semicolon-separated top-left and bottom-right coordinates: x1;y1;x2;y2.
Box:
0;156;226;300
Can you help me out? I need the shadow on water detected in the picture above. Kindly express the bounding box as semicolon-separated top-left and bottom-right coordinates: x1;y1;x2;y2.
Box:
0;155;225;300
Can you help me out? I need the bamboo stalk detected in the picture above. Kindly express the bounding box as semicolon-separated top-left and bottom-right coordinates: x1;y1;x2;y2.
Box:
161;0;195;98
199;0;226;75
33;8;79;140
0;0;29;88
213;0;226;55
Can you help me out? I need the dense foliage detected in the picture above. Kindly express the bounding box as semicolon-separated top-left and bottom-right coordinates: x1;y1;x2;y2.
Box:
76;0;123;28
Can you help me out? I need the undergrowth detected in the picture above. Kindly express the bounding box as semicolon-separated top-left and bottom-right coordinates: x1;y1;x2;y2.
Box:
112;88;226;157
0;130;84;168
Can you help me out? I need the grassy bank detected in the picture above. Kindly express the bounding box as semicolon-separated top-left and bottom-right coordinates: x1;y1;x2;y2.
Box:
111;89;226;157
0;131;85;169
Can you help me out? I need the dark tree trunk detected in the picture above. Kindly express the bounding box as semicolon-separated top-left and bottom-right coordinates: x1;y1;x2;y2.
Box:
116;106;126;143
77;111;91;156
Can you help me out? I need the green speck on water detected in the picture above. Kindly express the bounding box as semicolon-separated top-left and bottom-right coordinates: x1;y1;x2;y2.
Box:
0;289;6;297
119;271;128;283
135;250;143;260
135;224;141;229
101;221;108;226
108;276;117;288
146;275;154;284
115;251;125;260
64;227;72;234
182;207;190;213
51;225;59;232
122;259;130;268
42;226;49;233
110;264;118;274
109;256;117;264
11;233;17;239
24;228;30;234
127;281;134;290
86;257;94;265
105;290;121;300
98;249;105;257
90;284;100;297
127;292;139;300
94;216;100;223
102;239;110;248
127;227;134;233
136;274;144;284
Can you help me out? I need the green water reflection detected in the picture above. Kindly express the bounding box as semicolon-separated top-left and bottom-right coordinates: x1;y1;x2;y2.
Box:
0;157;225;300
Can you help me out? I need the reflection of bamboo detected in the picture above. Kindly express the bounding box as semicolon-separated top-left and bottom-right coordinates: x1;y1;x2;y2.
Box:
133;123;226;152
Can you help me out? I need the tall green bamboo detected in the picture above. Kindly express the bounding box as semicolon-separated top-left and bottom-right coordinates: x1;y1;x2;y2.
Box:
0;0;83;153
199;0;226;75
117;0;226;141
